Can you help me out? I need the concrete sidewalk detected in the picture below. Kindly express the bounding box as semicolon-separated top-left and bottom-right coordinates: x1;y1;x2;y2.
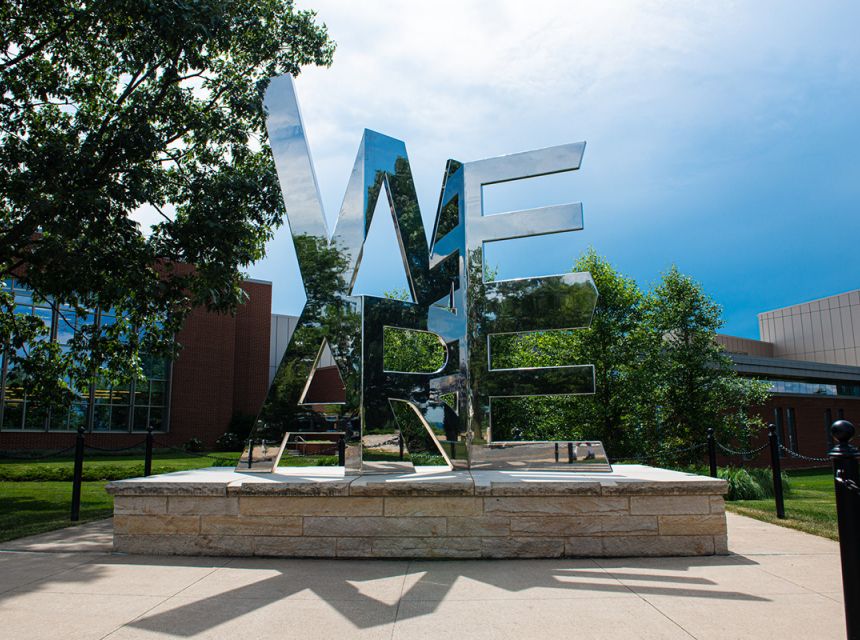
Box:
0;513;845;639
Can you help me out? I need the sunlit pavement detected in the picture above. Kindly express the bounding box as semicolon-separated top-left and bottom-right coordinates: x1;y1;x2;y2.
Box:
0;513;844;639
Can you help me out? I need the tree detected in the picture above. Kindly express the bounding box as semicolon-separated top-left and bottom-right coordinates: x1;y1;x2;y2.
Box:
0;1;335;408
487;250;648;451
380;255;770;463
643;266;770;462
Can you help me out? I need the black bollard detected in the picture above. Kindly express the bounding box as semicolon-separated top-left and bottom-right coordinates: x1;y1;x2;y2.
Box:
247;438;254;469
768;423;786;519
70;426;85;522
707;428;717;478
144;426;154;477
830;420;860;640
337;436;346;467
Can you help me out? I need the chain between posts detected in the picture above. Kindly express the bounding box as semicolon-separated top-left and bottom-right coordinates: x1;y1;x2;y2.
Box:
778;444;831;463
0;445;78;460
83;440;148;453
716;441;769;457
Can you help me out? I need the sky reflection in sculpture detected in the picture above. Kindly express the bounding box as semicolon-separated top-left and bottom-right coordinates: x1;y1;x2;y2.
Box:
239;75;603;474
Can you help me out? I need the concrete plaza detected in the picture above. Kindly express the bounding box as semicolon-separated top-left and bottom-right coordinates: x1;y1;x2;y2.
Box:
0;513;845;639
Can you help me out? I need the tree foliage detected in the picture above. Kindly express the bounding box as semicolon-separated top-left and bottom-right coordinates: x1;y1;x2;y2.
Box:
0;0;335;405
383;251;770;462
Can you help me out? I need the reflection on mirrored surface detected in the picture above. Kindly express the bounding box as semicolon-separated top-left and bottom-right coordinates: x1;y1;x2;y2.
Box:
238;434;288;471
469;440;611;472
241;75;608;474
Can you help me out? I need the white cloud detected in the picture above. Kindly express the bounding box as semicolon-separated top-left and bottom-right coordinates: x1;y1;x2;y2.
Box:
251;0;860;337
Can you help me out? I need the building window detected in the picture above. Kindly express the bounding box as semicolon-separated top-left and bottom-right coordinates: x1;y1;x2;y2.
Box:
837;384;860;397
765;379;837;396
0;281;170;433
785;407;798;453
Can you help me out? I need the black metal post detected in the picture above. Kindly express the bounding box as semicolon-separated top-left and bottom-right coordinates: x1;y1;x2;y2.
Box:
555;442;559;463
768;423;785;519
246;438;253;469
337;436;345;467
707;427;717;478
399;434;404;461
144;426;154;477
567;442;574;464
830;420;860;640
70;426;85;522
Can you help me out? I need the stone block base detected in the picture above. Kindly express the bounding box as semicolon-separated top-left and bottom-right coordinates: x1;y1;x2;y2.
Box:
107;465;728;559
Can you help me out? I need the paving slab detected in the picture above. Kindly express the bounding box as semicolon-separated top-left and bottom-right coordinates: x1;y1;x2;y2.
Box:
106;593;398;640
0;518;113;553
180;557;410;603
0;551;95;594
0;512;848;639
401;558;636;601
392;596;694;640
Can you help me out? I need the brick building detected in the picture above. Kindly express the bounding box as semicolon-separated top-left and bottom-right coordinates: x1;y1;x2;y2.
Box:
4;278;860;464
717;288;860;468
0;278;274;452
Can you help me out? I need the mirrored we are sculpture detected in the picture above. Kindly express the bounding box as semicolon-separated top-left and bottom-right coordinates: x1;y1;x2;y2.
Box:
237;74;609;474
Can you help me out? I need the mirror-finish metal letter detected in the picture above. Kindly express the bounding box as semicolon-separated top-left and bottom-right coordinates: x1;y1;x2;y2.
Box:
237;75;609;474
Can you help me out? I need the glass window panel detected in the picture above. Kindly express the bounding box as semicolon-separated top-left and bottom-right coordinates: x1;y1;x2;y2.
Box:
143;357;167;379
57;315;76;344
765;379;838;396
93;405;111;431
69;403;88;430
4;383;24;403
23;402;47;431
110;405;129;431
2;401;23;429
149;380;165;407
111;386;130;406
93;379;111;404
134;384;149;407
133;406;149;431
148;407;163;430
48;407;71;431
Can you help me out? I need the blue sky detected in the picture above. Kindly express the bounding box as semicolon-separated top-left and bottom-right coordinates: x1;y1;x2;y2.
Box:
247;1;860;339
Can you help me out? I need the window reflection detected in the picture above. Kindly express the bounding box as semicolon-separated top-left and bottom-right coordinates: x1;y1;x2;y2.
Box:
0;281;170;433
764;379;860;397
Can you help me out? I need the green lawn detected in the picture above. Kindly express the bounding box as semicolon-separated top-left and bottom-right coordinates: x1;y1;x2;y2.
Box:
0;449;243;482
0;450;341;542
726;467;838;540
0;481;113;542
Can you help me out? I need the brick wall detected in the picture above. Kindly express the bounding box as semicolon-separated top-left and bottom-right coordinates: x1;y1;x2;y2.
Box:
0;280;272;451
717;395;860;469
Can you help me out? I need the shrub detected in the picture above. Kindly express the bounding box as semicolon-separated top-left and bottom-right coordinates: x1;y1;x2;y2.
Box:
183;437;204;453
227;412;256;439
719;467;766;501
214;432;243;452
747;467;792;498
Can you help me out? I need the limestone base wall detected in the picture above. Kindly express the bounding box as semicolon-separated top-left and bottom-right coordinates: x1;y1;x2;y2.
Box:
107;465;728;559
